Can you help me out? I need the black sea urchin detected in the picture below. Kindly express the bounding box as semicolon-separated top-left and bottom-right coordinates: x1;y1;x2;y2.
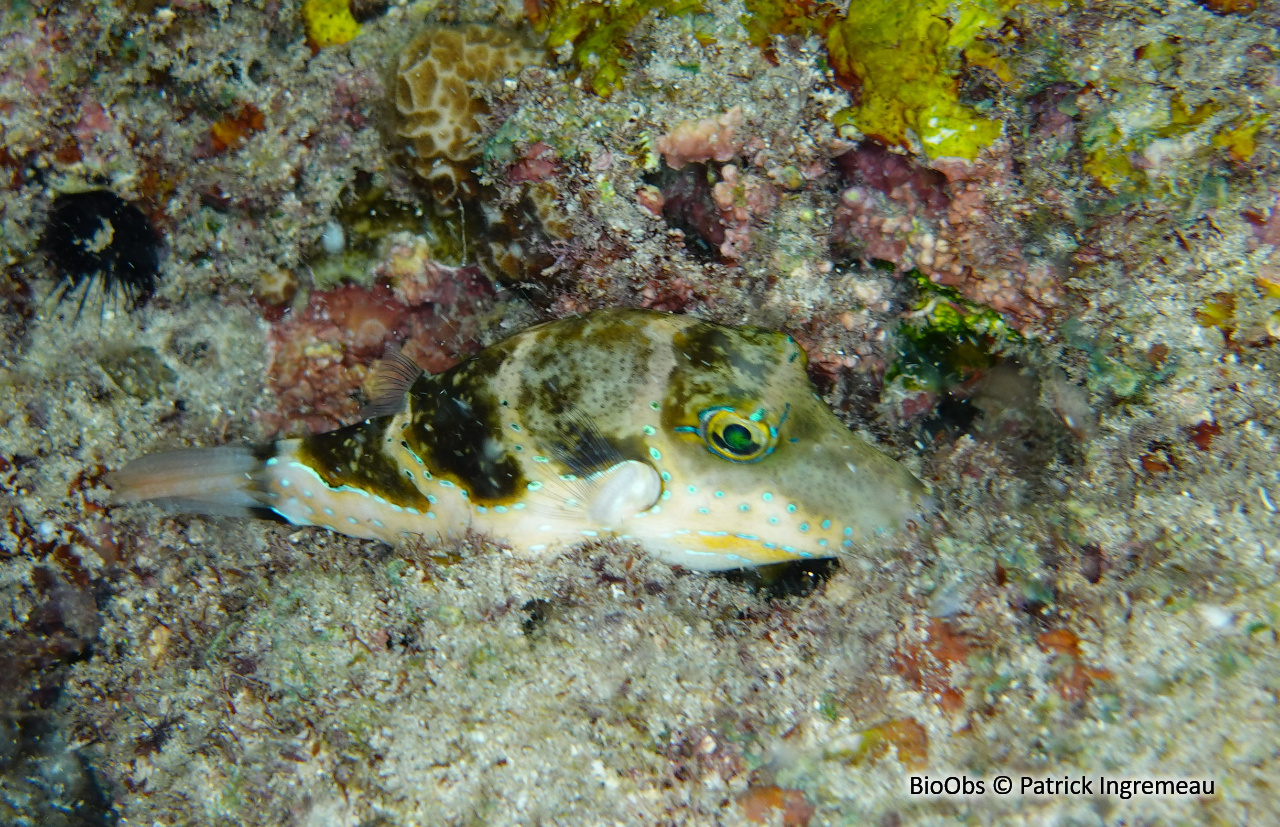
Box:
40;190;162;315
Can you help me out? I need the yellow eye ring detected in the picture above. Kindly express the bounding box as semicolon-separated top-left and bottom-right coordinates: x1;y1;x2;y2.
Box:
699;407;776;463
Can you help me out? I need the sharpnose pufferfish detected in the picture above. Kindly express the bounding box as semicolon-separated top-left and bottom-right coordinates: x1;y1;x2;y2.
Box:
110;309;931;570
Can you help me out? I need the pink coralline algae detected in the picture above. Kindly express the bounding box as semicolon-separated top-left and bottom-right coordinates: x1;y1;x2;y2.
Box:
651;162;727;260
1244;190;1280;249
261;248;493;434
0;16;58;105
507;142;560;184
932;158;1062;330
71;96;114;145
377;235;493;311
833;142;1062;333
832;143;949;266
656;106;745;170
610;107;791;265
634;184;665;218
838;142;951;213
711;162;777;261
1246;193;1280;307
330;70;382;130
637;269;699;313
650;160;778;263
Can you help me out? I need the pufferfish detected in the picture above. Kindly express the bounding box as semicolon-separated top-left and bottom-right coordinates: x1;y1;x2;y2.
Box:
110;309;930;570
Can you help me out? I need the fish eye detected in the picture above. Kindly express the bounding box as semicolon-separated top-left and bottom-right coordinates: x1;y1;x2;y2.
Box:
699;408;775;463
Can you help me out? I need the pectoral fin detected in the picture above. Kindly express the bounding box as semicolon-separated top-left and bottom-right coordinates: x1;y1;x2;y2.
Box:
585;460;662;527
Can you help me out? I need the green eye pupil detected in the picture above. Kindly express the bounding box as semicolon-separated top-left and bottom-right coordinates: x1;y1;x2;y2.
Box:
719;423;757;453
694;405;786;463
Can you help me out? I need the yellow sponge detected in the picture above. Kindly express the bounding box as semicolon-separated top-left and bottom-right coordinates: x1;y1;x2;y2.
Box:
303;0;360;50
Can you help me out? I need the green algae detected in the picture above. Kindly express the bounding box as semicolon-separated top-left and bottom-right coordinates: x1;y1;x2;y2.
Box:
889;270;1021;393
1214;115;1267;162
826;0;1017;159
740;0;840;65
1088;353;1144;398
741;0;1038;158
1083;342;1173;401
1193;291;1236;334
531;0;705;97
1058;317;1176;401
0;1;36;23
1076;57;1267;214
818;691;840;722
1081;92;1222;198
434;605;465;626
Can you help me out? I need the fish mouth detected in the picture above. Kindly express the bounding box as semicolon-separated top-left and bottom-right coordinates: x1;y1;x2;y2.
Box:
644;531;831;571
625;442;933;571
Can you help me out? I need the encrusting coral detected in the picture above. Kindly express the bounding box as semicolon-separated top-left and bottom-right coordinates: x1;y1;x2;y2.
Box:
386;22;578;290
389;23;545;205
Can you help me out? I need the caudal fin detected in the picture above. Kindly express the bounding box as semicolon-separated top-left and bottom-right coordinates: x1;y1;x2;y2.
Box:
107;446;276;518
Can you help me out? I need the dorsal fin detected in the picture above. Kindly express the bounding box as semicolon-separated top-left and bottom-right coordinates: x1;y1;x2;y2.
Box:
359;350;424;420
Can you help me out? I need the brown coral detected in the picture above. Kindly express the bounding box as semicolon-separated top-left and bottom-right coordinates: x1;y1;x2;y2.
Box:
389;23;545;204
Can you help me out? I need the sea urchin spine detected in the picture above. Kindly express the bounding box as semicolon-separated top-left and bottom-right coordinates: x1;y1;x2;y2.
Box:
40;189;162;316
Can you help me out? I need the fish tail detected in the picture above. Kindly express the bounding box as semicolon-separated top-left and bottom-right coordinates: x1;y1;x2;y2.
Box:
110;439;415;543
107;444;283;519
